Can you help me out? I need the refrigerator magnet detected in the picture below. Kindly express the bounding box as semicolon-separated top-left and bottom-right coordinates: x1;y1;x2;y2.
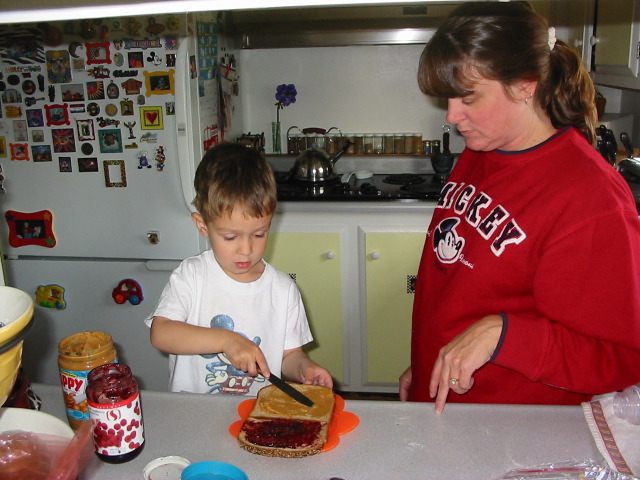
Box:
35;284;66;309
103;160;126;187
140;106;162;130
44;104;70;126
85;42;111;65
144;70;174;97
121;99;134;116
4;210;57;248
112;279;143;305
10;143;29;161
106;81;119;99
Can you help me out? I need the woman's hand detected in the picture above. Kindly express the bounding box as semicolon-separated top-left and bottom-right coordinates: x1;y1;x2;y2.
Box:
399;366;412;401
429;314;503;413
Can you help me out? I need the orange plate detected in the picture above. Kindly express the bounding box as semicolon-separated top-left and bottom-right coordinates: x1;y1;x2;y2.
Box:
228;394;359;453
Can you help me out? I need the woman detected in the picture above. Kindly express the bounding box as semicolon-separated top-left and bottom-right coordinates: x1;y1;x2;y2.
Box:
400;1;640;412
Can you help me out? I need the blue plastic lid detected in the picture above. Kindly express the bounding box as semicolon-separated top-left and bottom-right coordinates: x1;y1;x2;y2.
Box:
180;461;248;480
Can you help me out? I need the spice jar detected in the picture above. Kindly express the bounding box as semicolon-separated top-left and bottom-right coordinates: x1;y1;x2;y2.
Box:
87;363;145;463
58;331;117;431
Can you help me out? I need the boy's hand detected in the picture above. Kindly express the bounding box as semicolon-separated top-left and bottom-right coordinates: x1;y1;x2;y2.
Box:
300;364;333;388
223;332;270;378
281;348;334;389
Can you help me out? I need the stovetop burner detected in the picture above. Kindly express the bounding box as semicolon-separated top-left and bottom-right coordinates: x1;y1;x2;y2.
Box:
383;174;426;185
275;172;443;201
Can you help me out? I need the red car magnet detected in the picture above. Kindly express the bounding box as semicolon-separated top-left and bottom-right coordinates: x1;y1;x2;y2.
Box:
112;278;143;305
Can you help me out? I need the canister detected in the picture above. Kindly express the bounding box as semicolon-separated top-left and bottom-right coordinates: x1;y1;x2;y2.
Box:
87;362;145;463
412;133;423;154
393;134;405;154
58;331;117;431
353;134;364;154
363;134;374;154
383;134;395;154
373;134;383;154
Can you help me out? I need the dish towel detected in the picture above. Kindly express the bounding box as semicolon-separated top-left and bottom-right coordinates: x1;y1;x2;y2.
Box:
582;393;639;477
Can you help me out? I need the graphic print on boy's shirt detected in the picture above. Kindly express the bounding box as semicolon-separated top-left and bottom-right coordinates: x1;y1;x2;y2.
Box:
201;314;265;394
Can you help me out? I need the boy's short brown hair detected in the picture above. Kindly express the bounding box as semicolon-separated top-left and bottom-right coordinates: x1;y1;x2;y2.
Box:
193;143;277;222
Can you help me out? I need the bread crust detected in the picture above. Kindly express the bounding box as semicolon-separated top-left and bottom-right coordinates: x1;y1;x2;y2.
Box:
238;384;334;457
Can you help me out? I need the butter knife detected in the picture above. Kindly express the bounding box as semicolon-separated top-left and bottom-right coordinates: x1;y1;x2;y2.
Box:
268;374;315;407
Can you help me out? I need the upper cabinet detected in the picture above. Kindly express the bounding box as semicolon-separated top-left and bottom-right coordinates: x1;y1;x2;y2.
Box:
591;0;640;89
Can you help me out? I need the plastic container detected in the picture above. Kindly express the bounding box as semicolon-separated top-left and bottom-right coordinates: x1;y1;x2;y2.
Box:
58;331;117;431
613;384;640;425
86;363;144;463
181;461;248;480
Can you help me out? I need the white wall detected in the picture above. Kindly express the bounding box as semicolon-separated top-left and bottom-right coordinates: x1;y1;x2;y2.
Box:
236;44;466;154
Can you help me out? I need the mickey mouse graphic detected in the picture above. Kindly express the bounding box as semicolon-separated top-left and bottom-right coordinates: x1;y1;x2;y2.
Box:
433;217;465;264
202;314;265;394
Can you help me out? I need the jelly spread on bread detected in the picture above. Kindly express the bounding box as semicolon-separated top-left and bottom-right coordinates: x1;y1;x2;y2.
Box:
242;418;322;449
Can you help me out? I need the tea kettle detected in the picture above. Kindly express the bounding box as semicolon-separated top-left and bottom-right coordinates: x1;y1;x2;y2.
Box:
290;135;352;183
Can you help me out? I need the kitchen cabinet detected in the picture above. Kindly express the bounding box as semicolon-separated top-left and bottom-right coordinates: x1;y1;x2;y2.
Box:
264;231;344;384
591;0;640;89
265;203;433;393
364;230;426;385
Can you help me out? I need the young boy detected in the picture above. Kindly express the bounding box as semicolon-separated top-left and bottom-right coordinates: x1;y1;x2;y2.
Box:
146;143;333;395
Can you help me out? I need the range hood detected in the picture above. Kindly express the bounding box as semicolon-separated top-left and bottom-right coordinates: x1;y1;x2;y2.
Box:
225;3;458;48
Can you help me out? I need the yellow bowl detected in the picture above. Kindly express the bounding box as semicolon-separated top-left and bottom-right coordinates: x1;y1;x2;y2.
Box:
0;287;34;406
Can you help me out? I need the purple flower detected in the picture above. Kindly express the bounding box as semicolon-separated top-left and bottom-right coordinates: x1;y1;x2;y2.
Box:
275;83;297;108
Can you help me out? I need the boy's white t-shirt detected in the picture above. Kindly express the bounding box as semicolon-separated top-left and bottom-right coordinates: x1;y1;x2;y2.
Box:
145;250;313;395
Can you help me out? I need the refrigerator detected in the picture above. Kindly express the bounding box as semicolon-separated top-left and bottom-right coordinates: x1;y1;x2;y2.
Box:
0;13;235;391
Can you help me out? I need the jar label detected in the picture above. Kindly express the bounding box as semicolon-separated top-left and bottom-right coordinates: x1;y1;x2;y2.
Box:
59;368;91;422
88;391;144;457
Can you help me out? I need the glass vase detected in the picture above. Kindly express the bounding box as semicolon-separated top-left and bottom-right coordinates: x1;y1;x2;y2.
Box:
272;121;282;154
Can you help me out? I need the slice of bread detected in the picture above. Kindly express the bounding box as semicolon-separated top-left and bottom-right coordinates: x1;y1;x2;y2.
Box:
238;383;335;457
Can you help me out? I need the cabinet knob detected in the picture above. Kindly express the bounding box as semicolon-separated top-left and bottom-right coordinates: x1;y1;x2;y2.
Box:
370;251;381;260
325;250;336;260
589;35;600;46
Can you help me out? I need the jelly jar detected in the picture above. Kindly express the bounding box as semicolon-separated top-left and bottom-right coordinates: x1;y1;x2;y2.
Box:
86;363;145;463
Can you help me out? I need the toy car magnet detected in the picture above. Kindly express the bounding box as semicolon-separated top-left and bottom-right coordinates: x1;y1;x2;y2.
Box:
112;278;143;305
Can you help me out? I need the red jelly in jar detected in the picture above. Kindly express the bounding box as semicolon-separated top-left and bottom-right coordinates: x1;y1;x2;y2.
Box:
86;363;145;463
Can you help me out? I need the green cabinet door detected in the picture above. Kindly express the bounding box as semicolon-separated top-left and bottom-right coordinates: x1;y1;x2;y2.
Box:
264;232;344;383
365;231;426;385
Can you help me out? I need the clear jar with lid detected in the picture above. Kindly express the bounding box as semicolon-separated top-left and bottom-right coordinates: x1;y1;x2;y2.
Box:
87;362;145;463
286;126;302;155
353;134;364;154
325;128;342;156
412;133;424;154
373;134;383;154
394;134;405;154
58;331;118;431
383;134;395;154
363;134;374;154
404;133;414;154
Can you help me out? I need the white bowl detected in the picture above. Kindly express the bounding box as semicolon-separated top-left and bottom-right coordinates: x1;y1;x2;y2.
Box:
0;408;73;439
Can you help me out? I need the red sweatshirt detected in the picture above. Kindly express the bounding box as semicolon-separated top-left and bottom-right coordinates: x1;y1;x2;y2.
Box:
409;128;640;404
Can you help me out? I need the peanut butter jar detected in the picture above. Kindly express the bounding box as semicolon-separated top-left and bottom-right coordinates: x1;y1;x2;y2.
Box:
58;331;117;430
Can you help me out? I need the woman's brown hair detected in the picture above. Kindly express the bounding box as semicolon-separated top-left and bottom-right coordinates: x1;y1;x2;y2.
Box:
418;1;597;144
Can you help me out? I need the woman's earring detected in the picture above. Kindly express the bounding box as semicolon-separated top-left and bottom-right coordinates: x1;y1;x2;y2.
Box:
524;94;533;105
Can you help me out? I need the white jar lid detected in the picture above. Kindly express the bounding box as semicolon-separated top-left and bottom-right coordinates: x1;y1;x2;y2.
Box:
143;456;191;480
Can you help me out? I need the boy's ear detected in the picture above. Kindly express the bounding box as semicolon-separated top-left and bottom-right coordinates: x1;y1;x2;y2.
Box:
191;212;209;237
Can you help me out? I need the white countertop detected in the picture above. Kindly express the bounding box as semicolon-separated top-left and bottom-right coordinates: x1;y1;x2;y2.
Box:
32;383;602;480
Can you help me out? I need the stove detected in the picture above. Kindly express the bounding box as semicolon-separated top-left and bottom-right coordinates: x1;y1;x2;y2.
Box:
275;172;444;201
